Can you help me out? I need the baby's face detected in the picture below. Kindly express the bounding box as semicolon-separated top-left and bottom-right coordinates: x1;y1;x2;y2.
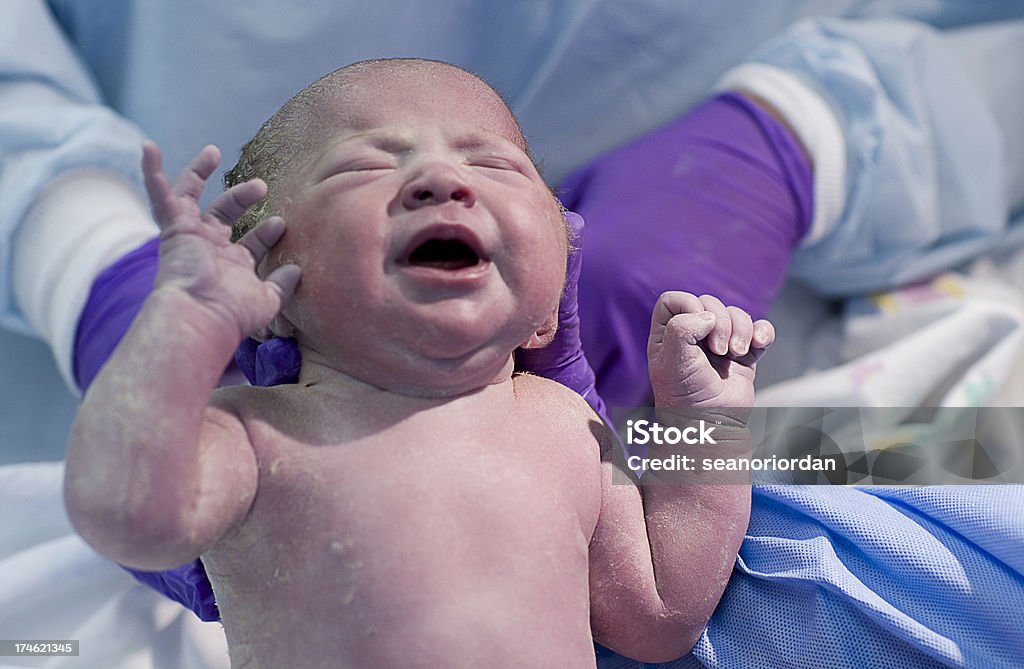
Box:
272;67;567;395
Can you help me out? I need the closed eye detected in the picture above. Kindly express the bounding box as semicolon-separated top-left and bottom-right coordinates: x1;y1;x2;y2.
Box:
341;161;395;172
470;159;515;170
467;156;532;177
317;162;395;183
316;150;399;180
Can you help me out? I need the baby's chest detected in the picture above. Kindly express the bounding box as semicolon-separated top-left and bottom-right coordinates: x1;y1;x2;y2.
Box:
242;419;601;552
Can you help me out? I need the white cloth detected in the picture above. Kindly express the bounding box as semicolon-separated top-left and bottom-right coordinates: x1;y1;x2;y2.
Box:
0;463;229;669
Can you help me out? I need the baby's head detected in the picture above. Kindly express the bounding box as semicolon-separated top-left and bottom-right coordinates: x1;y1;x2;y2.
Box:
225;59;568;396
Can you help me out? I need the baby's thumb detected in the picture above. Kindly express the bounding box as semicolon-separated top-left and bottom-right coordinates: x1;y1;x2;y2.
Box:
653;311;716;373
650;311;717;399
666;311;716;349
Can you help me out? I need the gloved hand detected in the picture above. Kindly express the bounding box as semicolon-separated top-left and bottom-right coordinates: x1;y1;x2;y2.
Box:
513;211;608;421
73;236;159;389
561;91;813;409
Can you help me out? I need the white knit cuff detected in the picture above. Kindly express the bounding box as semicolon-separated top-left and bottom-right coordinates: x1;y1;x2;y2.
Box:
12;170;157;391
715;63;847;247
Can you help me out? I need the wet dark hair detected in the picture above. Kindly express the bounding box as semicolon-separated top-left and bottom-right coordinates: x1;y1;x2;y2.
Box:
223;58;556;242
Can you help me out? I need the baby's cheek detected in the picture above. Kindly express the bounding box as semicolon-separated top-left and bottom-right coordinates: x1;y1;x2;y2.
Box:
527;259;566;319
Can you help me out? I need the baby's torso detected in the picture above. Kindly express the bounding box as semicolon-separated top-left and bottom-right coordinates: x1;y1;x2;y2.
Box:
202;375;605;668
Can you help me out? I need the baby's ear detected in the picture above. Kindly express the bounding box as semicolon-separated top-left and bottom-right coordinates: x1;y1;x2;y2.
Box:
519;308;558;349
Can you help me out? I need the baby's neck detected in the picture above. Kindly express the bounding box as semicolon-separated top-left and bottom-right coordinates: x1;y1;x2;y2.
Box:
295;354;516;401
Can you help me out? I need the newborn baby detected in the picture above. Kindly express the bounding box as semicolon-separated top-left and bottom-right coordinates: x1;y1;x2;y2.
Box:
64;59;774;668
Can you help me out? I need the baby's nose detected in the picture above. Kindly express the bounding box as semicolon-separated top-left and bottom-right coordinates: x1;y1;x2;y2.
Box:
401;165;476;209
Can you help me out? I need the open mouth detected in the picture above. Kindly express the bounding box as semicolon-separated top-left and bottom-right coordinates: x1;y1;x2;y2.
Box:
408;238;481;270
400;224;489;273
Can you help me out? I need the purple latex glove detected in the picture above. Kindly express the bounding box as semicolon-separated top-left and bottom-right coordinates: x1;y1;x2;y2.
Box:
514;211;608;421
73;236;159;389
235;336;301;386
562;91;813;410
75;235;219;621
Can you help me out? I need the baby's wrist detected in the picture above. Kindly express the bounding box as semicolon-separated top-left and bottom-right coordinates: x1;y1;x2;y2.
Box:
654;406;750;435
636;407;752;487
145;286;245;351
652;381;755;416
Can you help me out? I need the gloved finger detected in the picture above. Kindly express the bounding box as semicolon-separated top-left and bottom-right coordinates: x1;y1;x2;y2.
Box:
559;211;584;310
726;306;754;357
207;179;267;227
649;291;705;351
234;338;261;384
565;210;584;247
236;216;286;265
698;294;732;356
141;141;182;227
253;337;301;386
174;145;221;203
564;211;584;276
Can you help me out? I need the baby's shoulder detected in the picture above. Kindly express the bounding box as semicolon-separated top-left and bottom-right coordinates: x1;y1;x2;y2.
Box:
511;372;584;406
510;373;614;448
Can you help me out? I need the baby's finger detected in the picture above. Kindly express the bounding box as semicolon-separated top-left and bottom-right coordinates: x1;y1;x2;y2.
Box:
698;294;731;356
659;312;718;372
726;306;754;357
141;142;181;226
174;145;221;203
651;291;703;327
207;179;267;227
237;216;286;265
264;263;302;303
729;320;775;368
751;319;776;350
649;291;705;351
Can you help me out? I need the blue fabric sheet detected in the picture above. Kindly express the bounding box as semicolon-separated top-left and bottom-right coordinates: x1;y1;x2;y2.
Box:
599;485;1024;668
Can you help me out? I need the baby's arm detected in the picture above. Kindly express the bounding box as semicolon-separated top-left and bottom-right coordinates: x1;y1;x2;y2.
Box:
589;292;773;662
64;143;299;571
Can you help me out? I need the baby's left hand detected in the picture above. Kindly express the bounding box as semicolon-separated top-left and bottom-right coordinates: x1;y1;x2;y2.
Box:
647;292;774;409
